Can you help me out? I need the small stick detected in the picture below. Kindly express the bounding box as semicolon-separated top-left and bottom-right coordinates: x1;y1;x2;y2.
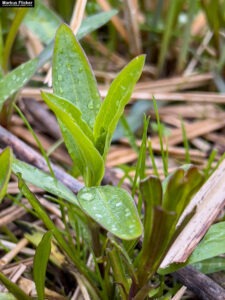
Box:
173;266;225;300
0;125;84;194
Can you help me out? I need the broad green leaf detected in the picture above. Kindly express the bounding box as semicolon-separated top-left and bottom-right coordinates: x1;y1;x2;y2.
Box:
52;24;101;129
0;272;32;300
24;1;61;44
33;231;52;300
159;221;225;275
42;92;94;142
37;10;118;68
12;158;78;205
77;185;142;240
42;91;104;186
163;166;204;219
0;10;117;109
0;147;12;202
192;257;225;274
0;59;37;110
94;55;145;159
136;206;175;283
187;221;225;265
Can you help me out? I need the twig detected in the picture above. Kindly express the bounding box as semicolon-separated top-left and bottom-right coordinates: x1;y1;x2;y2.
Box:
173;266;225;300
0;125;84;194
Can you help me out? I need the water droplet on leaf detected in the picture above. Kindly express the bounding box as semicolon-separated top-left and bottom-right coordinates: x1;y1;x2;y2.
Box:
80;192;94;201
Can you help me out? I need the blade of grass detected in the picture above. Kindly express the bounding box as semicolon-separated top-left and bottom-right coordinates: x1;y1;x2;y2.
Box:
17;173;100;298
3;8;29;71
132;116;149;198
152;97;168;176
0;272;32;300
157;0;183;74
181;118;190;163
148;140;160;178
33;231;52;300
177;0;197;72
14;104;55;177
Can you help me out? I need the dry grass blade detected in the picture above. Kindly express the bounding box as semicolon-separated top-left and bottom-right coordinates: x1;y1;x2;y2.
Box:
0;239;28;266
45;0;87;86
96;0;129;42
160;157;225;268
123;0;142;55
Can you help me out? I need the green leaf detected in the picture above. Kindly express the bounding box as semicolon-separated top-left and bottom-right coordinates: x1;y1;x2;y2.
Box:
163;165;204;219
140;176;163;252
192;257;225;275
77;10;118;41
24;1;61;44
42;91;104;186
0;59;37;110
0;272;32;300
17;174;98;295
187;221;225;265
94;55;145;160
0;294;16;300
12;158;78;205
77;185;142;240
52;24;101;129
42;92;94;142
33;231;52;300
0;147;12;202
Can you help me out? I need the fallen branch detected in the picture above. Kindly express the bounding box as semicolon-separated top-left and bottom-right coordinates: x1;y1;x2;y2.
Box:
173;266;225;300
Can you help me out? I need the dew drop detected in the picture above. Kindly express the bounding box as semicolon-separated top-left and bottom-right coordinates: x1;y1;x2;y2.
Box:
80;192;94;201
12;75;17;80
59;87;63;93
115;202;122;207
95;214;102;219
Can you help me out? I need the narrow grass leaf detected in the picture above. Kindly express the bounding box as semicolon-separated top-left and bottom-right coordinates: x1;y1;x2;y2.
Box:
152;97;168;176
12;158;78;205
3;8;28;71
78;185;142;240
0;272;32;300
94;55;145;159
132;116;149;197
24;0;61;44
0;147;12;203
0;59;37;110
138;176;163;269
53;24;101;129
33;231;52;300
17;174;93;282
24;226;66;268
42;92;104;186
181;118;190;163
